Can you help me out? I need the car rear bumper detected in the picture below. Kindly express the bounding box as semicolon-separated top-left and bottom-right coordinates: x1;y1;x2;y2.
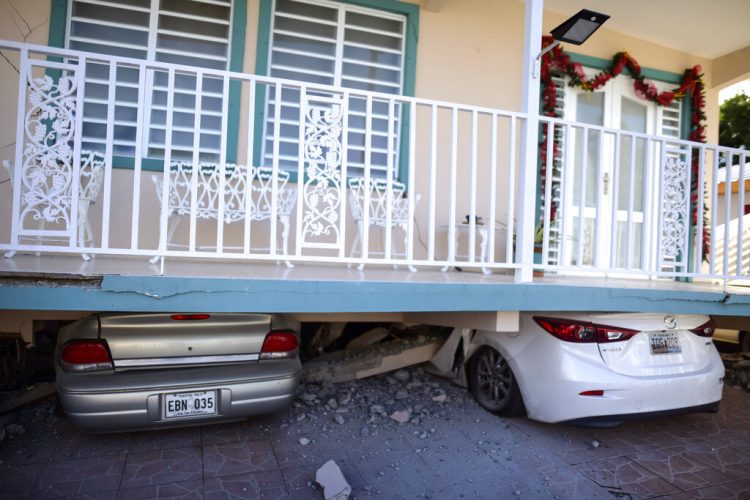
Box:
57;362;300;432
519;357;725;423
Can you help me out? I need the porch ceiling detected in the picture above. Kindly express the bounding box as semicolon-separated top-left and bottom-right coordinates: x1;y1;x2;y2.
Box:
1;255;750;317
542;0;750;60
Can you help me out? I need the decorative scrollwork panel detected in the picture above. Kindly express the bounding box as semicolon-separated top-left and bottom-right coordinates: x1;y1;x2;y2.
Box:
17;71;78;233
659;153;690;269
300;95;345;248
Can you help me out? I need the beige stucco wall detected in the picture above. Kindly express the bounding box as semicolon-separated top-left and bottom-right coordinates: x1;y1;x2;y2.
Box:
0;0;729;262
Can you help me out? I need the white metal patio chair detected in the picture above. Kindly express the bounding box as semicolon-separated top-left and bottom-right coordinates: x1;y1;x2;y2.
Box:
347;177;419;272
3;150;105;261
150;162;297;266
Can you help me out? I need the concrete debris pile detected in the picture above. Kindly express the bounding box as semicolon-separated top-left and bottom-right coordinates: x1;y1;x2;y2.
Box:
0;394;60;447
721;352;750;392
280;364;472;496
285;364;465;442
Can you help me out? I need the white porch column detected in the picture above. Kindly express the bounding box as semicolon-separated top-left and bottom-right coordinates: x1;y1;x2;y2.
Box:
515;0;544;283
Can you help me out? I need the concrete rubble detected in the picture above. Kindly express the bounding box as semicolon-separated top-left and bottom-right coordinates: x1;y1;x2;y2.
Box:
721;351;750;392
315;459;351;500
302;327;448;383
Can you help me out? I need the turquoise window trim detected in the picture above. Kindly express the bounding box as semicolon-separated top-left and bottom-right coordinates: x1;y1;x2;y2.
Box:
46;0;247;171
253;0;419;190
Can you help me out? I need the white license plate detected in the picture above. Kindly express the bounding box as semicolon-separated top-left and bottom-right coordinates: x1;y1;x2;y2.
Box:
649;332;682;355
164;390;216;419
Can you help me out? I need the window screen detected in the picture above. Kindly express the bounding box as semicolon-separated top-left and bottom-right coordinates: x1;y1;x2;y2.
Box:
67;0;233;162
264;0;406;177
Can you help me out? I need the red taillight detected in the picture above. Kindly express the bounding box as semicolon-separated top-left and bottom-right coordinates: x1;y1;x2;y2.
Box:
60;340;113;372
171;314;210;321
690;319;715;337
580;390;605;397
534;317;639;343
260;330;298;360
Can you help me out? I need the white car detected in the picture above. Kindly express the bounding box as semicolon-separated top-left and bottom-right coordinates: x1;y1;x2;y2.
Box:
436;313;725;425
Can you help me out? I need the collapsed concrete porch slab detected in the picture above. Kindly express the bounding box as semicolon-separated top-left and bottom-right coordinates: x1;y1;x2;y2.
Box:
1;254;750;318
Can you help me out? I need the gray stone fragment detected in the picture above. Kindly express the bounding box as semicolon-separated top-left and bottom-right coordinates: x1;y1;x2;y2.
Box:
393;370;410;383
370;404;386;416
334;414;345;425
316;459;351;500
299;437;311;446
390;409;411;424
395;389;409;400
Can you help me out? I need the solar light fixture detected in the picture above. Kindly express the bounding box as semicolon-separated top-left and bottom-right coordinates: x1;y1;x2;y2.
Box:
533;9;609;76
550;9;609;45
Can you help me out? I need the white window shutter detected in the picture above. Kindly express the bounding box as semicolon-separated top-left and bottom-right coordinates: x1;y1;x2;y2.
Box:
67;0;232;162
264;0;407;177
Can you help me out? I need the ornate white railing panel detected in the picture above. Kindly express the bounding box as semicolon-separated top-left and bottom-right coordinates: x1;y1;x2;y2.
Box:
11;58;81;246
299;94;346;251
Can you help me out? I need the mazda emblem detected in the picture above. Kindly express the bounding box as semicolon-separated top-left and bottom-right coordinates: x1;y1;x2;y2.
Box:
664;315;677;329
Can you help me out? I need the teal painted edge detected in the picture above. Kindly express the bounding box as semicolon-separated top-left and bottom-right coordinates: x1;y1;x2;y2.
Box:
48;0;67;49
46;0;67;72
226;0;249;164
568;53;684;84
2;275;750;315
252;0;419;191
252;0;273;167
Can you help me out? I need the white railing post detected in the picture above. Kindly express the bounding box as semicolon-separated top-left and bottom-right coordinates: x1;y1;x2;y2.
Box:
8;48;28;253
515;0;543;283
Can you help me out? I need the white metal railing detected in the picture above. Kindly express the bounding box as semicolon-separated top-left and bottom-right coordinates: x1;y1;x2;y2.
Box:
536;116;750;281
0;40;748;283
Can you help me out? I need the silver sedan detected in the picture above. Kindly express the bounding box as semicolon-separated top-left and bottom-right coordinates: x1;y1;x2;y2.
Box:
55;313;300;432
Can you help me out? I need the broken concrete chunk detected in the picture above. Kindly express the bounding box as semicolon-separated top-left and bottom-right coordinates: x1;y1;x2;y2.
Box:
393;370;410;383
370;404;386;416
309;322;347;355
395;389;409;400
389;409;411;424
316;459;352;500
299;437;311;446
303;335;442;383
432;394;447;403
346;327;389;349
334;414;346;425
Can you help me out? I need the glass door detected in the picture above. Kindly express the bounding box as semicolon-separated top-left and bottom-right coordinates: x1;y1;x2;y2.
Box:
562;74;658;270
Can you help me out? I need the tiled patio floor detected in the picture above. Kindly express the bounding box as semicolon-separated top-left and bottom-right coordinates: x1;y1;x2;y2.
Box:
1;370;749;499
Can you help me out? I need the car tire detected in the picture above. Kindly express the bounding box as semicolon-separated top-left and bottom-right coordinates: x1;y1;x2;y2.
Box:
468;346;525;417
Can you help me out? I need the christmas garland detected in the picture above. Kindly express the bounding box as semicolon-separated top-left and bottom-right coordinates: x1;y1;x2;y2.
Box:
538;35;710;260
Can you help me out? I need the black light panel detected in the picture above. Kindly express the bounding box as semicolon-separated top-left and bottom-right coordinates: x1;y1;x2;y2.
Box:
550;9;609;45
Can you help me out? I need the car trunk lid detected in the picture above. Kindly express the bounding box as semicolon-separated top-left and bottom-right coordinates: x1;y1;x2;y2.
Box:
592;313;715;377
99;313;272;370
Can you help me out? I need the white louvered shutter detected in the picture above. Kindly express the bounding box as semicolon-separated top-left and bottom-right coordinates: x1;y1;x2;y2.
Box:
544;74;566;265
67;0;233;162
265;0;406;176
